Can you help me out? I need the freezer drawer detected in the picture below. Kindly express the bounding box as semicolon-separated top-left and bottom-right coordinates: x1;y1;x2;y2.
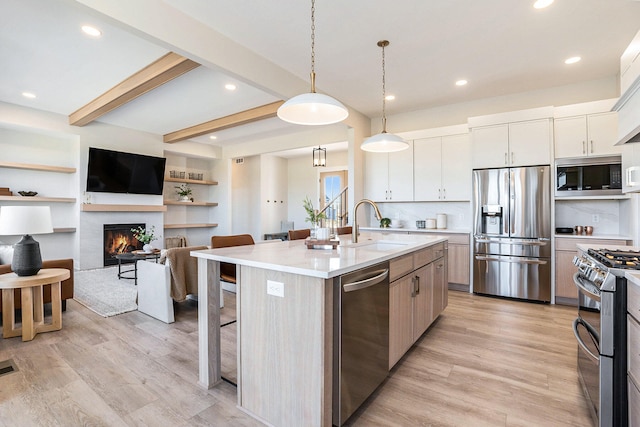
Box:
473;236;551;258
473;254;551;302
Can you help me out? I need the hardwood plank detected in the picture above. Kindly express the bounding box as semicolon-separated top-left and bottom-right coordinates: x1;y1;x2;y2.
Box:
69;52;200;126
163;101;284;143
0;288;593;426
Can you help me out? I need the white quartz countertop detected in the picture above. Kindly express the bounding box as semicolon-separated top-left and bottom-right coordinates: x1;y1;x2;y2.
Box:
555;233;634;240
625;271;640;287
191;232;448;279
360;226;470;234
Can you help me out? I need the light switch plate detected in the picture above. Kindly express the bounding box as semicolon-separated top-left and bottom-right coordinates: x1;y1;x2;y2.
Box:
267;280;284;298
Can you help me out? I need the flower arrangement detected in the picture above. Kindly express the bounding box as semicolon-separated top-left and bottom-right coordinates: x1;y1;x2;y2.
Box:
175;183;192;197
303;196;326;225
131;225;157;244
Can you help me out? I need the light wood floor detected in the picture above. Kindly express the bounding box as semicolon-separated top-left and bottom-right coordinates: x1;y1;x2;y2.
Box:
0;291;592;426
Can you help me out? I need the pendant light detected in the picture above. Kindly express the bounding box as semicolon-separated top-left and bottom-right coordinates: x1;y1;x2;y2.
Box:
312;145;326;167
361;40;409;152
277;0;349;126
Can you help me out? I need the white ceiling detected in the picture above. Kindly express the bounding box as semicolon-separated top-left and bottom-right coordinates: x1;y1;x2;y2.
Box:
1;0;640;153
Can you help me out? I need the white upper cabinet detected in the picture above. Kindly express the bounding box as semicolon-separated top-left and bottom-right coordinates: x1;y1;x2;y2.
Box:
414;133;471;201
554;112;620;158
364;140;414;202
471;118;552;169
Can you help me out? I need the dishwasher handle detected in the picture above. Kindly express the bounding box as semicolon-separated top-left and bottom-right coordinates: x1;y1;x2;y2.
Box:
342;269;389;293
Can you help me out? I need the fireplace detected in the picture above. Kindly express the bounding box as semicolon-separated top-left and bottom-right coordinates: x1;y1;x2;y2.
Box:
103;223;144;266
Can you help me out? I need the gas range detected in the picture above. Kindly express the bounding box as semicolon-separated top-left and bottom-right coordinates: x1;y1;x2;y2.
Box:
573;247;640;291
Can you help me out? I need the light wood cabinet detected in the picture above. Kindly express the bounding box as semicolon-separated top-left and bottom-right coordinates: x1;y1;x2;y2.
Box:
389;242;447;368
364;140;414;201
471;119;552;169
414;134;471;201
446;233;470;289
554;237;632;304
628;277;640;423
554;112;620;158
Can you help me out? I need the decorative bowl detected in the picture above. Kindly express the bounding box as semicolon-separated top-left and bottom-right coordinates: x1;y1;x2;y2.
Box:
18;191;38;197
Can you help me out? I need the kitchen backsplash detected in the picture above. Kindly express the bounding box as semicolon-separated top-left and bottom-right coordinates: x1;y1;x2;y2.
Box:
372;201;472;230
555;199;625;236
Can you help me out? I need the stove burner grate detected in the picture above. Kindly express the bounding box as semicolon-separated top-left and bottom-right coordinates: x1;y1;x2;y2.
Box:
587;248;640;270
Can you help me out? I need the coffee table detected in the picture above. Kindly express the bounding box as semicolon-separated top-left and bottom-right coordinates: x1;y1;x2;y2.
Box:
115;250;161;286
0;268;70;341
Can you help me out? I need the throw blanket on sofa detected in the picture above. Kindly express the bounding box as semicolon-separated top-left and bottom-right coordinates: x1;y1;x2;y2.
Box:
165;245;207;302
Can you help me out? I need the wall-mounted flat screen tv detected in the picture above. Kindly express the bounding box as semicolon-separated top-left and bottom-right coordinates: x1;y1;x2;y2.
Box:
86;147;166;195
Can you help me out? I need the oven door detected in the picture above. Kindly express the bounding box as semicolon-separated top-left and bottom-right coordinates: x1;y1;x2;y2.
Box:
573;272;601;424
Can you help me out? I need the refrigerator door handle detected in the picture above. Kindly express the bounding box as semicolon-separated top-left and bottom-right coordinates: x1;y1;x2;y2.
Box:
475;255;547;265
474;236;549;246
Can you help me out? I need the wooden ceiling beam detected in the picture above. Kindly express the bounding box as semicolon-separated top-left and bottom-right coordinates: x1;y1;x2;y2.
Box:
163;101;285;143
69;52;200;126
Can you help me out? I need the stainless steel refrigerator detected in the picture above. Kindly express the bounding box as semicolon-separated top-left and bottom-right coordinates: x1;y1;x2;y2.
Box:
472;165;551;302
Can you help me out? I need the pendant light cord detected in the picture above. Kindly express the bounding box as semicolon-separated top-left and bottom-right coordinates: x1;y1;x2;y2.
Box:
310;0;316;93
378;40;390;133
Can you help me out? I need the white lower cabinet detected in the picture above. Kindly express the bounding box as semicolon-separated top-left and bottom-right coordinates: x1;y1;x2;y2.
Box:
389;242;447;369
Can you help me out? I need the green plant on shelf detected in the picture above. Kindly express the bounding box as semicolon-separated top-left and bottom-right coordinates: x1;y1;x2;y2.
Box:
175;183;192;197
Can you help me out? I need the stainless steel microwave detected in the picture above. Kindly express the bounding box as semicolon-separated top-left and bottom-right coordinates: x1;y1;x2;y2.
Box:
555;155;622;197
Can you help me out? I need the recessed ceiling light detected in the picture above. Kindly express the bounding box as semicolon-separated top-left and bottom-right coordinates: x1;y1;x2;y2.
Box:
385;95;395;101
533;0;554;9
455;79;468;86
209;135;217;140
81;25;102;37
22;92;36;99
565;56;581;64
225;84;237;91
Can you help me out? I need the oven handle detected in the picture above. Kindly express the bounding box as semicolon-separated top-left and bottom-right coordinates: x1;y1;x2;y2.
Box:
572;272;601;302
572;317;600;362
474;255;547;265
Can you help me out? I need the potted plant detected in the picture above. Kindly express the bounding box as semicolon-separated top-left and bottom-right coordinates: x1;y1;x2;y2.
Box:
131;225;158;252
380;217;391;228
175;183;192;201
303;196;327;239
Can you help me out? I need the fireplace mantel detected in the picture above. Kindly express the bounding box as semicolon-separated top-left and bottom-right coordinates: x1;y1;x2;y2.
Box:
81;204;167;212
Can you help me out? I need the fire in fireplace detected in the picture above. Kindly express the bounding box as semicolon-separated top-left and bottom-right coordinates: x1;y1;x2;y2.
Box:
103;223;145;266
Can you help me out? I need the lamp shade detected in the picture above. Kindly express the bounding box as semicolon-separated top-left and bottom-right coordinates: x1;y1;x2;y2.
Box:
0;206;53;235
277;92;349;126
361;132;409;153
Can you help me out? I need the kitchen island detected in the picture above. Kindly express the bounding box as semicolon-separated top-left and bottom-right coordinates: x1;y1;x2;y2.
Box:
191;232;448;426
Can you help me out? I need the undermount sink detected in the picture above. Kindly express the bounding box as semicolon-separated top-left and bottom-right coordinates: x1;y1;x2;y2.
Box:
343;240;414;251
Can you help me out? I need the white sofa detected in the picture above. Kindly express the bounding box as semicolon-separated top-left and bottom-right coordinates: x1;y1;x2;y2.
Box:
137;245;223;323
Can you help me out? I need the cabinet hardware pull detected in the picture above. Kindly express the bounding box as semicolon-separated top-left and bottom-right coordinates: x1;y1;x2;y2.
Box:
415;275;420;295
504;152;507;164
590;140;594;153
411;276;416;297
582;141;586;154
438;189;441;199
443;188;446;199
511;152;514;164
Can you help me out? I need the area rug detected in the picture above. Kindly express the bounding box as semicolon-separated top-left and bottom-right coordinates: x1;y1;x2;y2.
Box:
73;266;138;317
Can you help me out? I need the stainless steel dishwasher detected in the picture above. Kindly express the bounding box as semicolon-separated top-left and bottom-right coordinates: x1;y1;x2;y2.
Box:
333;261;389;426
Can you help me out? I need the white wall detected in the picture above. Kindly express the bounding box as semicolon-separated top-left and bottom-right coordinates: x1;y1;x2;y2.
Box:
231;156;261;240
260;154;288;236
287;150;349;231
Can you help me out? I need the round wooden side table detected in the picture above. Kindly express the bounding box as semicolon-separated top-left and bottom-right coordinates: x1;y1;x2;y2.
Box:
0;268;70;341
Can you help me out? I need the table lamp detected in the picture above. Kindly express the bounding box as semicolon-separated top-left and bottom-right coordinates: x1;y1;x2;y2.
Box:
0;206;53;276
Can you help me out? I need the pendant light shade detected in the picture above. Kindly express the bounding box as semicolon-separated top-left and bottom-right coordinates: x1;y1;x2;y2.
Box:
277;0;348;126
361;40;408;153
278;92;348;126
